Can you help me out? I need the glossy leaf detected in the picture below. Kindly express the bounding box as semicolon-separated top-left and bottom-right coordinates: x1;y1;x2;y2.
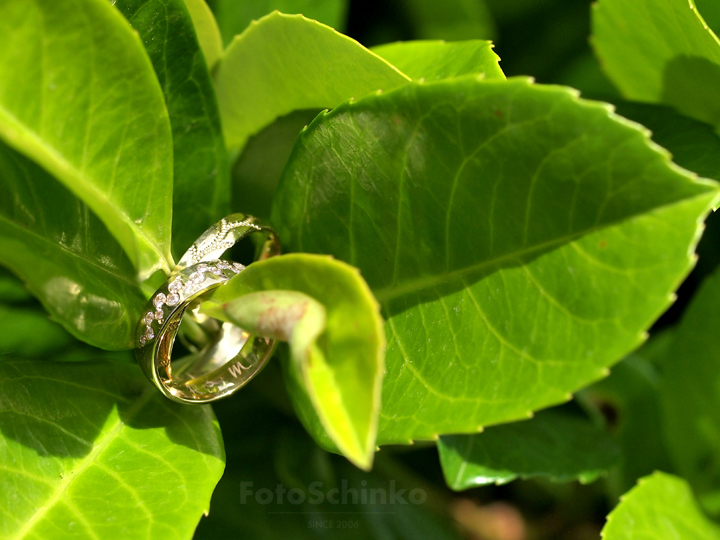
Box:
372;41;505;81
272;77;719;445
0;358;225;539
0;0;173;277
0;141;146;350
209;0;348;46
602;473;720;540
184;0;224;69
592;0;720;127
400;0;496;41
202;254;385;470
116;0;230;258
659;267;720;513
438;409;620;489
214;12;410;150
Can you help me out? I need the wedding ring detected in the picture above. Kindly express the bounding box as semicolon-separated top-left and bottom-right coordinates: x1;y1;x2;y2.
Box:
135;214;280;403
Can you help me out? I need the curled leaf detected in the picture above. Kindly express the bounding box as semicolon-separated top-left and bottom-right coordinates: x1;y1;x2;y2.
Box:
202;254;385;469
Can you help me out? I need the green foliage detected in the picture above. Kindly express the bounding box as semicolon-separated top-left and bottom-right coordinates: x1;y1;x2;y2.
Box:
0;0;174;277
611;102;720;183
371;40;504;81
195;388;462;539
593;0;720;126
183;0;224;69
0;269;31;304
578;355;676;498
203;254;385;470
208;0;348;46
2;0;720;537
215;12;409;151
0;359;224;539
653;267;720;513
0;305;73;358
601;473;720;540
273;76;717;445
0;143;146;349
398;0;496;41
438;409;620;488
230;109;319;220
115;0;230;258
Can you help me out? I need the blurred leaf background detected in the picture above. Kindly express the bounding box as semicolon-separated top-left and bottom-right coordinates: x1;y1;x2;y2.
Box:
3;0;720;539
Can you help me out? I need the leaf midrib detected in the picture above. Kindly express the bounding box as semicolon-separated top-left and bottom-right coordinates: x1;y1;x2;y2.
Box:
10;385;156;540
372;191;715;304
0;101;170;275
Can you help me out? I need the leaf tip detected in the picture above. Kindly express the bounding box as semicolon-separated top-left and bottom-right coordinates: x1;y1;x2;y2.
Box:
350;450;375;472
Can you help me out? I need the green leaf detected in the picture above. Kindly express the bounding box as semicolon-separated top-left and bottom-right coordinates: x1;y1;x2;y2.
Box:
209;0;349;46
592;0;720;127
0;358;225;539
612;102;720;183
658;267;720;513
214;12;410;151
0;142;146;350
697;0;720;34
202;254;385;470
272;76;719;445
115;0;230;259
232;109;320;220
399;0;496;41
577;355;676;498
0;0;174;277
184;0;224;69
220;290;326;346
602;472;720;540
0;305;74;358
372;40;505;81
437;409;620;489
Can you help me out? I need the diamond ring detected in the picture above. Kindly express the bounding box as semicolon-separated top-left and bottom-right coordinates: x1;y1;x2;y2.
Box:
135;214;280;403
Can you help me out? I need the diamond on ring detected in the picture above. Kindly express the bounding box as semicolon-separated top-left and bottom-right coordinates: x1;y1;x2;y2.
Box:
153;293;166;309
135;213;280;404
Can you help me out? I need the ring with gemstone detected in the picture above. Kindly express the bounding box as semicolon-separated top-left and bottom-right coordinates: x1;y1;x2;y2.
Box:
135;214;281;403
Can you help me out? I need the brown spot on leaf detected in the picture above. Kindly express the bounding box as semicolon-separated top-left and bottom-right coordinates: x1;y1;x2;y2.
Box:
257;301;309;341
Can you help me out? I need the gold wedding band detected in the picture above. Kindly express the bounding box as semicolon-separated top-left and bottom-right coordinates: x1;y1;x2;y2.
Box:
134;214;280;403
